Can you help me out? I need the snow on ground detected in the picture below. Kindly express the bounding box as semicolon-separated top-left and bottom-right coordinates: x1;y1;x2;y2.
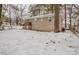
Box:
0;28;79;55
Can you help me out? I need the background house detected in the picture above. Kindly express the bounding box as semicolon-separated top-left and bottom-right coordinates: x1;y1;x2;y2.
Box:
23;13;62;32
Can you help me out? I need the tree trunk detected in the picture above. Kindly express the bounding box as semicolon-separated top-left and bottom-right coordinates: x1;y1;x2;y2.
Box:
0;4;2;26
16;18;18;25
51;4;53;13
64;4;67;29
69;5;73;30
54;4;60;32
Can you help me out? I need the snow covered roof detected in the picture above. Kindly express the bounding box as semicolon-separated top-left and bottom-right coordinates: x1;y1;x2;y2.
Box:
25;13;54;20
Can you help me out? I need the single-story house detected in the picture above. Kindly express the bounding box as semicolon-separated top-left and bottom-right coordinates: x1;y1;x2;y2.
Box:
23;13;62;32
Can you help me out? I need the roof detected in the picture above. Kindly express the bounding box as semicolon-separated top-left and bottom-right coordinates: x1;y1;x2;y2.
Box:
25;13;54;20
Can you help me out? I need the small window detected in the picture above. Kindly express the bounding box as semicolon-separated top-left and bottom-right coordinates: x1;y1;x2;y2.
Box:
48;17;51;22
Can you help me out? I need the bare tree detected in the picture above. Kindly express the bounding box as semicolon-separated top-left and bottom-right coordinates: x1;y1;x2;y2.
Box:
54;4;60;32
2;4;8;17
8;4;19;25
9;4;27;25
18;5;27;25
8;5;12;28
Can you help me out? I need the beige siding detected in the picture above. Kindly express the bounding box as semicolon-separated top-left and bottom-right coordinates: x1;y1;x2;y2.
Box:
32;17;54;31
24;15;62;32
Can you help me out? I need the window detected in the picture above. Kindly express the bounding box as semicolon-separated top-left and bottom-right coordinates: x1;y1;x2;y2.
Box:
48;17;51;22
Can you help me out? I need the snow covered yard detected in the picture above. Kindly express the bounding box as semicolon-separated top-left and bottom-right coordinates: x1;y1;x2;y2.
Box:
0;29;79;55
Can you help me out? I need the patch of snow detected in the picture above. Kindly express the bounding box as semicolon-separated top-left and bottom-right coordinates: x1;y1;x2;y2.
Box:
0;29;79;55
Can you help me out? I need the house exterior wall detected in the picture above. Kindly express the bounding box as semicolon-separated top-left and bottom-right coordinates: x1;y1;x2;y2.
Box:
74;20;79;32
32;17;54;32
24;14;62;32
